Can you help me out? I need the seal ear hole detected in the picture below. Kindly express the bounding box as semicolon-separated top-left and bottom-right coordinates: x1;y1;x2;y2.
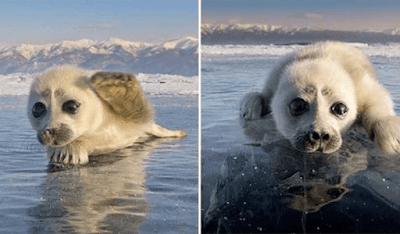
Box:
32;102;47;118
289;98;309;116
62;100;80;114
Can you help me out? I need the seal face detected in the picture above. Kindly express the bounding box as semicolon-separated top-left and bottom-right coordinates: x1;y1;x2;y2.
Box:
28;66;187;164
240;41;400;155
269;58;358;154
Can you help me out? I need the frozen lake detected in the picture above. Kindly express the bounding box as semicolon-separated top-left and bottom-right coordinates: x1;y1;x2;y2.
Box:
201;44;400;233
0;95;198;234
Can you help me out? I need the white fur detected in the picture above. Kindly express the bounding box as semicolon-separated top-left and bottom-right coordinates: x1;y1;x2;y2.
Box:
240;41;400;154
28;66;187;164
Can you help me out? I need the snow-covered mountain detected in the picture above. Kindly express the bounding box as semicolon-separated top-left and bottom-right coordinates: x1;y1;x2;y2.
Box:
0;37;198;76
202;23;400;45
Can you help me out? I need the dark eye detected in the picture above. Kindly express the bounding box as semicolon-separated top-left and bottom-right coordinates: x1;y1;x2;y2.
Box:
289;98;309;116
32;102;47;118
331;102;348;116
62;100;80;114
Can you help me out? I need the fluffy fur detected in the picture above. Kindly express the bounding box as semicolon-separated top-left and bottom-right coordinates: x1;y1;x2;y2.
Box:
240;41;400;154
28;66;186;164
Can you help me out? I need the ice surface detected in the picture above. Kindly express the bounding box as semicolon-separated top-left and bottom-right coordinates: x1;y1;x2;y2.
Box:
201;44;400;233
0;73;35;96
138;73;198;96
202;43;400;60
0;96;198;234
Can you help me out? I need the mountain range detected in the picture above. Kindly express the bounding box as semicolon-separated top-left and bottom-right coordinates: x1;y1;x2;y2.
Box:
0;37;198;76
202;23;400;45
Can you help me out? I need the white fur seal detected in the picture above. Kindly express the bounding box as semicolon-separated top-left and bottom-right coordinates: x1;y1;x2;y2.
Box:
28;66;187;164
240;41;400;154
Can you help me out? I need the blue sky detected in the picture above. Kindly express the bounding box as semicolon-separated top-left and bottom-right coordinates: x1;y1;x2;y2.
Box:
0;0;198;45
202;0;400;31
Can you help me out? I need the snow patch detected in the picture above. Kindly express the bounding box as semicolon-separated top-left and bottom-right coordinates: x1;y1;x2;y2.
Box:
202;43;400;59
0;72;198;96
138;73;198;96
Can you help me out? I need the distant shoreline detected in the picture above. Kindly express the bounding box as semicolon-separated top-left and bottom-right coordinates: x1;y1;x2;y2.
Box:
202;23;400;45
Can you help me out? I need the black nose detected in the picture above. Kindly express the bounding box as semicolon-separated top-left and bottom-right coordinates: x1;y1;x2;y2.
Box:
310;131;330;142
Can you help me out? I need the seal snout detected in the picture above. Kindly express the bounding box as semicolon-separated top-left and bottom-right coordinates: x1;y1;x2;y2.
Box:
37;124;74;146
308;130;331;152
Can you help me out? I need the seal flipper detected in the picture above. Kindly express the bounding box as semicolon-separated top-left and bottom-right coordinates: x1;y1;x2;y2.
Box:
146;124;187;138
91;72;153;123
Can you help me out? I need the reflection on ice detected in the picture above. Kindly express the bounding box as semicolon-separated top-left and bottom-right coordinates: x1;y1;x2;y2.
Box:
28;137;175;233
203;129;400;233
0;95;197;233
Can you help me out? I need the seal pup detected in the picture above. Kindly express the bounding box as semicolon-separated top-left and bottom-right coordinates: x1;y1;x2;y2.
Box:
240;41;400;154
28;66;186;164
